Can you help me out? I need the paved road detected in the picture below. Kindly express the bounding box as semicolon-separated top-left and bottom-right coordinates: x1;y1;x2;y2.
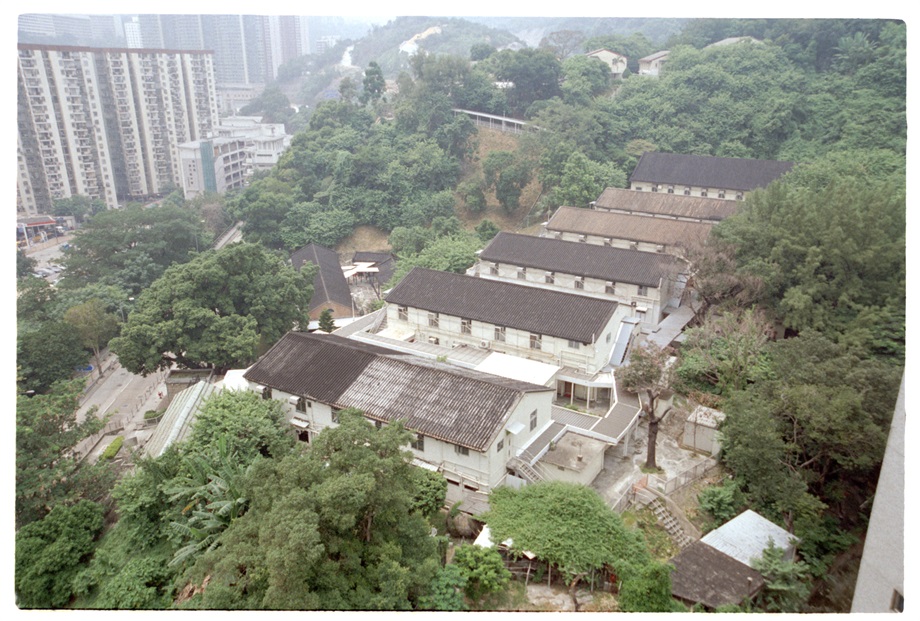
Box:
76;349;168;426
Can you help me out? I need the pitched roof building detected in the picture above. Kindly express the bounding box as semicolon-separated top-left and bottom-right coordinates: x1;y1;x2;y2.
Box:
290;243;354;321
670;541;765;609
386;267;618;345
480;232;679;288
545;206;713;254
593;187;738;222
629;152;794;199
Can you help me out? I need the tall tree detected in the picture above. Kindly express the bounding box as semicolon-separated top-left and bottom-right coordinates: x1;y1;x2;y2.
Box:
64;298;120;379
619;343;675;470
175;410;440;609
110;243;312;375
17;321;90;394
360;61;386;104
318;308;336;333
16;381;114;528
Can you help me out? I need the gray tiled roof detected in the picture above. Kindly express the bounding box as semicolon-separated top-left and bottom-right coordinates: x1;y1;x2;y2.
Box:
630;152;793;192
594;187;737;221
290;243;352;313
385;267;619;344
243;332;551;450
546;206;712;247
670;541;765;609
480;232;681;288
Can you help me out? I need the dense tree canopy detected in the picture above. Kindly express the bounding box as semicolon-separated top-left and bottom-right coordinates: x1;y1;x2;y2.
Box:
110;243;313;375
16;381;114;529
176;410;440;609
481;481;668;609
61;204;206;294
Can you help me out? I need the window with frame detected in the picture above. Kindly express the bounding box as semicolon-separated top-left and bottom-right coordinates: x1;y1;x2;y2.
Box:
262;386;272;400
461;318;472;334
428;312;439;328
295;396;306;413
701;189;708;197
545;272;554;284
606;332;612;344
574;277;584;290
567;340;581;349
496;439;504;452
651;185;659;192
667;186;674;194
410;434;425;451
636;310;646;321
736;192;744;200
635;186;642;191
494;326;506;342
718;190;726;198
529;333;542;350
331;408;341;423
638;285;649;296
517;267;526;280
605;281;616;294
455;444;469;456
490;263;499;275
683;188;691;195
397;305;408;321
530;410;537;431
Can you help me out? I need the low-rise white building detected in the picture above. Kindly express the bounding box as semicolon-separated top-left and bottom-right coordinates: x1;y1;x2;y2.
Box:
242;331;557;513
216;115;290;170
544;206;713;257
472;232;685;328
629;152;794;200
385;267;635;412
638;50;669;76
585;48;628;78
178;137;247;199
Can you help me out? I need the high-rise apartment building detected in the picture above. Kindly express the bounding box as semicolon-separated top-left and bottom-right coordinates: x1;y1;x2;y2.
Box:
17;44;219;215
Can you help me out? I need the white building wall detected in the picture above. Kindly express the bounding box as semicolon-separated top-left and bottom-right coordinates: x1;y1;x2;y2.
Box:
386;304;625;374
248;382;553;494
629;183;745;201
474;261;666;327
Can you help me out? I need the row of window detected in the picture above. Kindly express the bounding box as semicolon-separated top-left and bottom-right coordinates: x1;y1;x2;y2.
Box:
492;265;647;296
419;311;596;352
635;185;743;200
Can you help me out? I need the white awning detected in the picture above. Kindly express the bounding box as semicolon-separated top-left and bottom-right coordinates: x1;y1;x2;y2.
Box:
290;417;310;429
475;352;560;387
412;458;439;472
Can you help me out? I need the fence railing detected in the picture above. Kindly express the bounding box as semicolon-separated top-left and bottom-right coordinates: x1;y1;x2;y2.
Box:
608;457;720;513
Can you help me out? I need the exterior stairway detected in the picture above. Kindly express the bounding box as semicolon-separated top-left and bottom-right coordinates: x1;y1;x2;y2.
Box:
509;456;545;483
648;497;694;548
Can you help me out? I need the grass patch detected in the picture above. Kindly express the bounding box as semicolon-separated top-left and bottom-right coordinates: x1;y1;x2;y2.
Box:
622;507;680;562
100;436;124;460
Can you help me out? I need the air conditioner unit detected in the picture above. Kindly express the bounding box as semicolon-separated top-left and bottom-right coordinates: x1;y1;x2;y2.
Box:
630;242;639;250
603;237;612;245
253;384;265;393
428;336;439;345
656;244;665;253
605;281;614;288
479;339;491;349
578;234;587;242
288;396;299;405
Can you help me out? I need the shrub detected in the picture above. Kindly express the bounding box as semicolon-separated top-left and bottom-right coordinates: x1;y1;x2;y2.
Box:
143;410;160;421
452;544;511;600
15;500;105;608
697;480;742;525
101;436;124;460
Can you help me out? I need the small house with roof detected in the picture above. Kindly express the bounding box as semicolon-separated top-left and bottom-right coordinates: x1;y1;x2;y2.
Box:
592;187;738;223
701;509;799;567
472;231;686;327
585;49;628;78
670;540;765;610
544;205;713;257
242;331;556;512
385;267;632;412
638;50;669;76
290;243;355;322
629;152;794;200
